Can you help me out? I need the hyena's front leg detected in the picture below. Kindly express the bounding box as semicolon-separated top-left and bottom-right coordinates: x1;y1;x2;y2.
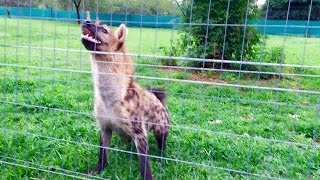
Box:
88;128;112;174
133;132;153;180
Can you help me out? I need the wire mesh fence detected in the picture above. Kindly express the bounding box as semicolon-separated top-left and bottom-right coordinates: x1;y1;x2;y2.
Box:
0;0;319;179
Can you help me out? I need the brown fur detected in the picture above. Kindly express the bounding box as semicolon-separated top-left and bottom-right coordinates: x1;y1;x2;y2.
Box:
81;20;169;180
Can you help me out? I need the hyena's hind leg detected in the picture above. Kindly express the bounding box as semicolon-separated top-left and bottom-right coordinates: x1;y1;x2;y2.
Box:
153;124;169;152
132;125;154;180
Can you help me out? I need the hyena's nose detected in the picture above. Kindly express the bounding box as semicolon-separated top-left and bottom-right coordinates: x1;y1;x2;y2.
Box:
83;20;93;26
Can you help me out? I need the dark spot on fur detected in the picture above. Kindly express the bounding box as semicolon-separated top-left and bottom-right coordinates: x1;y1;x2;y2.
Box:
133;126;143;134
138;138;146;147
132;121;143;134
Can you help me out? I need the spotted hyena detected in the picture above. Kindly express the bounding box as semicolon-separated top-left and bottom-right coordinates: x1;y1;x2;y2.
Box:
80;18;169;180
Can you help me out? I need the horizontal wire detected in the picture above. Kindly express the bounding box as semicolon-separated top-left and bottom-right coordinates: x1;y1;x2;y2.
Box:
0;100;318;149
2;44;320;70
0;128;286;180
1;4;318;180
1;62;319;95
2;15;320;29
0;158;99;180
1;72;316;109
1;52;320;78
2;156;105;180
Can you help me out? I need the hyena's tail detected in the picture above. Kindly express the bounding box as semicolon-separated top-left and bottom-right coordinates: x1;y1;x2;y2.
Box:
148;88;167;105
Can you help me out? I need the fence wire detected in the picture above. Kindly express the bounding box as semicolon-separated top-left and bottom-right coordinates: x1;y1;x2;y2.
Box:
0;0;319;179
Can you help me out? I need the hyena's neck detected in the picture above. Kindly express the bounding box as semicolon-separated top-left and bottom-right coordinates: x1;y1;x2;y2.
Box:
90;52;135;105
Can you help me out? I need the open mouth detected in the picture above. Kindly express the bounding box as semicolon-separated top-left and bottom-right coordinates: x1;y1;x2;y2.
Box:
81;27;101;44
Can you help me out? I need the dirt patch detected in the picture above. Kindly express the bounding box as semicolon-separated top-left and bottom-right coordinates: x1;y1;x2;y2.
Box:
188;70;228;83
158;67;228;83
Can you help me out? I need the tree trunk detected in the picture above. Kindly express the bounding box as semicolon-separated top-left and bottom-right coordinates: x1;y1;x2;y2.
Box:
76;6;80;24
6;7;11;17
72;0;82;24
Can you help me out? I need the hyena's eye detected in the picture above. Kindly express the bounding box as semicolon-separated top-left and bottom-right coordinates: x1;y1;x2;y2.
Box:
102;29;108;34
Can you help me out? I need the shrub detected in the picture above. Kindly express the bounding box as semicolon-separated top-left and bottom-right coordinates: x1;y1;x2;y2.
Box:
176;0;262;68
159;40;184;66
235;46;285;79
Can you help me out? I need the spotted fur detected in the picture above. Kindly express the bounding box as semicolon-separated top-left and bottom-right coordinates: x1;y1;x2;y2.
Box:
81;20;169;180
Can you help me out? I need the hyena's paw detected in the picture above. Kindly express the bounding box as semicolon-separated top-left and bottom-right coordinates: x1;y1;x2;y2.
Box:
86;162;108;175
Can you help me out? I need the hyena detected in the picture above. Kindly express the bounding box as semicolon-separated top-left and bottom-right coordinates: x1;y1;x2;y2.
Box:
80;19;169;180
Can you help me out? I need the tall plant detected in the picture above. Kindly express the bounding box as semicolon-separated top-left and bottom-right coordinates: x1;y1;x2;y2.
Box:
178;0;261;68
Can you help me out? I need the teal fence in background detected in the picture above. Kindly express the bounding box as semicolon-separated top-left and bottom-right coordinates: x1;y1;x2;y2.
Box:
249;20;320;37
1;7;320;37
0;6;178;28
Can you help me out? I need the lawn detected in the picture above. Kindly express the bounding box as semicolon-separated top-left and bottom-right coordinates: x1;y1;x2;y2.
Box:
0;17;319;179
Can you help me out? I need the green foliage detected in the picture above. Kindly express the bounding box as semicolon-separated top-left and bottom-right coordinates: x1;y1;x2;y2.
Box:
234;46;285;79
176;0;262;68
260;0;320;20
159;40;184;66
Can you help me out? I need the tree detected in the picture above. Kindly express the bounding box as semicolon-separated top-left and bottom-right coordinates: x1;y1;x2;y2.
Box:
175;0;261;68
72;0;81;24
260;0;320;20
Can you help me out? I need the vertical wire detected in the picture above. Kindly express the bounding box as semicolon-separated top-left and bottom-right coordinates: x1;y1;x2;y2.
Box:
167;1;178;93
175;0;194;178
69;0;80;175
226;1;251;178
13;0;21;170
162;0;178;177
2;0;8;167
191;0;212;178
49;0;58;178
37;0;46;175
201;0;212;69
152;0;160;56
81;0;90;173
183;0;194;81
110;0;114;26
246;0;271;177
309;102;319;178
294;0;314;178
235;0;251;113
212;0;231;177
94;1;101;178
121;1;135;178
108;0;120;178
265;0;292;177
219;0;231;80
27;0;33;175
62;0;69;173
152;0;164;179
138;0;143;56
237;0;251;78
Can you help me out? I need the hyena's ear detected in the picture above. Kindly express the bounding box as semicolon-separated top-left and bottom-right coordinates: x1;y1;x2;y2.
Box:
116;24;128;43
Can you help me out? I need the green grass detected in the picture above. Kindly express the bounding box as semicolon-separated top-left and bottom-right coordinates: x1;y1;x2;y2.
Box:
0;17;319;179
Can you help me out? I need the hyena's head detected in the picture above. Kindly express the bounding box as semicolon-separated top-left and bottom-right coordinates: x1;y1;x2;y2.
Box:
81;20;127;52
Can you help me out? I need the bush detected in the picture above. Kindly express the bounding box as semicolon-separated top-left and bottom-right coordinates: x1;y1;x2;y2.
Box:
159;40;184;66
176;0;262;68
234;46;285;79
